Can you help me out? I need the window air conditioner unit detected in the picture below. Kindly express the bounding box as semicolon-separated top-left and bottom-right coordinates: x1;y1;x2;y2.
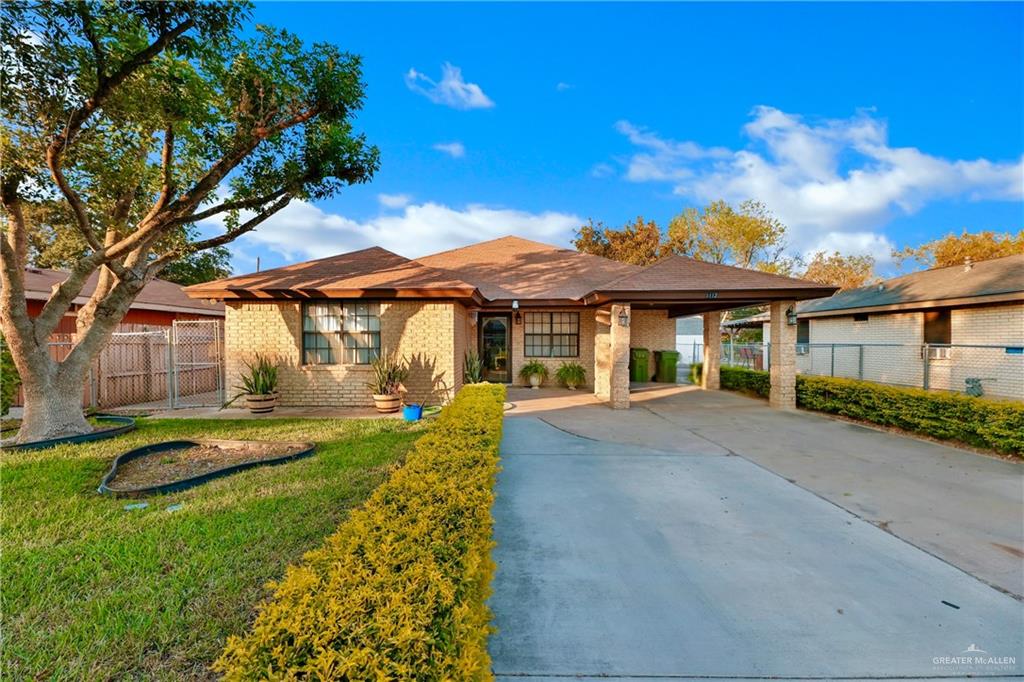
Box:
795;344;810;355
924;346;950;360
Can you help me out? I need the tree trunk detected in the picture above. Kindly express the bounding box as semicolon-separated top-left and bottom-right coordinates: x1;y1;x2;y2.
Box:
17;365;91;443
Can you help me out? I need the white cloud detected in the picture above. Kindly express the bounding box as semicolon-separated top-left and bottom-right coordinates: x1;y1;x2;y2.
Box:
211;200;581;263
614;107;1024;255
405;63;495;110
556;82;573;92
433;141;466;158
377;193;412;209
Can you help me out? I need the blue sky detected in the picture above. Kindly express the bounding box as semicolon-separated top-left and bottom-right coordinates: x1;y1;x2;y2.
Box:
220;2;1023;275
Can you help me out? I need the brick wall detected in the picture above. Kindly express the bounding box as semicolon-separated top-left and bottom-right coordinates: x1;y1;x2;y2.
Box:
761;303;1023;399
509;308;597;388
224;300;461;407
629;309;677;381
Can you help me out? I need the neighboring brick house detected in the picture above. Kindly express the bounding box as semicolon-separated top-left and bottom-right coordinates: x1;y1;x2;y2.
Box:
185;236;834;409
733;255;1024;399
22;267;224;333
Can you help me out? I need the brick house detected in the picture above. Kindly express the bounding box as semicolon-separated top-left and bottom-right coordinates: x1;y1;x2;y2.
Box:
730;255;1024;399
22;267;224;332
185;236;834;409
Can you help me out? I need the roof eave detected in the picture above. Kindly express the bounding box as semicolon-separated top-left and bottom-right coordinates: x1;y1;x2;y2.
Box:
184;285;484;305
583;286;838;306
800;291;1024;318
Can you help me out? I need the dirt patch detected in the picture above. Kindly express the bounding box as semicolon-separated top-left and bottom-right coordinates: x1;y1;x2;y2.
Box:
108;441;310;489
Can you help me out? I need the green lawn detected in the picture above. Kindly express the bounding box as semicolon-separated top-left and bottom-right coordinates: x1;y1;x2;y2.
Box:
1;417;423;680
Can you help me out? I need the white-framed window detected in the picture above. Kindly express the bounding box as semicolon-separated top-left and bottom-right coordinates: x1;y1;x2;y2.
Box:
302;301;381;365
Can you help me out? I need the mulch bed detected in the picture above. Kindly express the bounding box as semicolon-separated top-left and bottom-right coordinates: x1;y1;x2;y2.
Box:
107;441;310;489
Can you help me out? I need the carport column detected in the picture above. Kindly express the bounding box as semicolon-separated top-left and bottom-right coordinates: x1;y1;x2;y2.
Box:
701;311;721;390
769;300;797;409
609;303;631;409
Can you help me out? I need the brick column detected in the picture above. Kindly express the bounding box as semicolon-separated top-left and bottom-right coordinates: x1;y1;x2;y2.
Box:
702;311;722;390
593;308;611;401
609;303;631;409
769;300;797;409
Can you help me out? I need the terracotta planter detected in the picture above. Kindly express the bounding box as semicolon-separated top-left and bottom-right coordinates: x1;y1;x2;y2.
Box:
565;382;578;390
529;374;543;389
245;393;278;414
372;393;402;413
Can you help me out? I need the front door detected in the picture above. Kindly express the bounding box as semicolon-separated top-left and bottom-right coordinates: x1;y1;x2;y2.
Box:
479;314;511;383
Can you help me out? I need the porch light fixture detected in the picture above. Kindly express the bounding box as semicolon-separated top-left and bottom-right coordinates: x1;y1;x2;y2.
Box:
512;300;521;324
786;305;798;326
617;308;630;327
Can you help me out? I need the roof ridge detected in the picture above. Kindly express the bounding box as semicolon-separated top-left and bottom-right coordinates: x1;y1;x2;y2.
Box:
417;235;561;261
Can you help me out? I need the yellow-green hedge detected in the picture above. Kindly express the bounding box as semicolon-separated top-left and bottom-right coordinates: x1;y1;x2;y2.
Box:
690;364;1023;456
215;383;506;680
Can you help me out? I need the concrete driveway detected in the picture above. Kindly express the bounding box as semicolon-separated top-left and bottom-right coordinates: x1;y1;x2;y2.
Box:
490;388;1024;679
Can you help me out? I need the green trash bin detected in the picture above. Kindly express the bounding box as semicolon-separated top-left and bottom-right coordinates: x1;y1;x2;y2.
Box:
629;348;650;382
654;350;680;383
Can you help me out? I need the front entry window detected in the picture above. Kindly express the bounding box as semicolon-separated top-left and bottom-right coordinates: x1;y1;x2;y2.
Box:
480;315;510;383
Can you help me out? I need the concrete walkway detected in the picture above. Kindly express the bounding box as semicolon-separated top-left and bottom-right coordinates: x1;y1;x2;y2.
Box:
490;393;1024;679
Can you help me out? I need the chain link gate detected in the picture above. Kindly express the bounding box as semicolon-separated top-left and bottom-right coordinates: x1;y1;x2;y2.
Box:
169;319;224;408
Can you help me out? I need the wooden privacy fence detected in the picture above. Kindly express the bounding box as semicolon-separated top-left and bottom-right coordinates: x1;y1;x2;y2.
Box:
12;321;224;410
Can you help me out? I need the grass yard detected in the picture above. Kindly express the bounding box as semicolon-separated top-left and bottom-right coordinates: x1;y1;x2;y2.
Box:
1;416;423;680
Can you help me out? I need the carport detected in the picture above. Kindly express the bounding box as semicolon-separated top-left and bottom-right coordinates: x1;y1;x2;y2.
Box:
584;255;835;409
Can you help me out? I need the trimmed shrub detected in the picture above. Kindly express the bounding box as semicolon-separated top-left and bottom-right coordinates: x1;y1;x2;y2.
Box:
691;364;1023;456
215;383;507;680
689;362;770;397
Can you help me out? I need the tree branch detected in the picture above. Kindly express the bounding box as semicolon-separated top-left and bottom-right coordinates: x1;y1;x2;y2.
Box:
148;194;293;273
168;186;291;227
47;18;194;159
140;126;176;225
44;18;194;252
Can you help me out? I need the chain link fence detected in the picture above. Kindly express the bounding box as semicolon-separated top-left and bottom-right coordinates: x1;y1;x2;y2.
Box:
679;341;1024;400
12;320;224;411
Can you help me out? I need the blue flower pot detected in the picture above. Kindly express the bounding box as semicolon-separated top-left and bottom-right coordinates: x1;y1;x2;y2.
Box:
403;404;423;421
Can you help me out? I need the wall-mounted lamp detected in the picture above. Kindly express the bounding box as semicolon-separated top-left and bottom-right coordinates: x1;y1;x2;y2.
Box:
512;300;521;324
469;310;479;325
617;307;630;327
785;305;798;326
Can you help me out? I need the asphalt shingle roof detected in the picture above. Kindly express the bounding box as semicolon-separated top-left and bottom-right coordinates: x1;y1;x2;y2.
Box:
185;247;478;299
799;254;1024;314
185;236;839;303
415;236;641;301
22;268;223;316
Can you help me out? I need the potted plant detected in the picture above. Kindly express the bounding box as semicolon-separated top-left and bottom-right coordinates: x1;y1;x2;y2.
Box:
229;354;279;414
519;360;549;389
555;362;586;390
367;351;408;413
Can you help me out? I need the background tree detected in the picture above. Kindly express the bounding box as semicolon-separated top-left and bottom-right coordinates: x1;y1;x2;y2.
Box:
666;199;795;273
894;229;1024;269
801;250;876;290
1;1;379;442
573;216;663;265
